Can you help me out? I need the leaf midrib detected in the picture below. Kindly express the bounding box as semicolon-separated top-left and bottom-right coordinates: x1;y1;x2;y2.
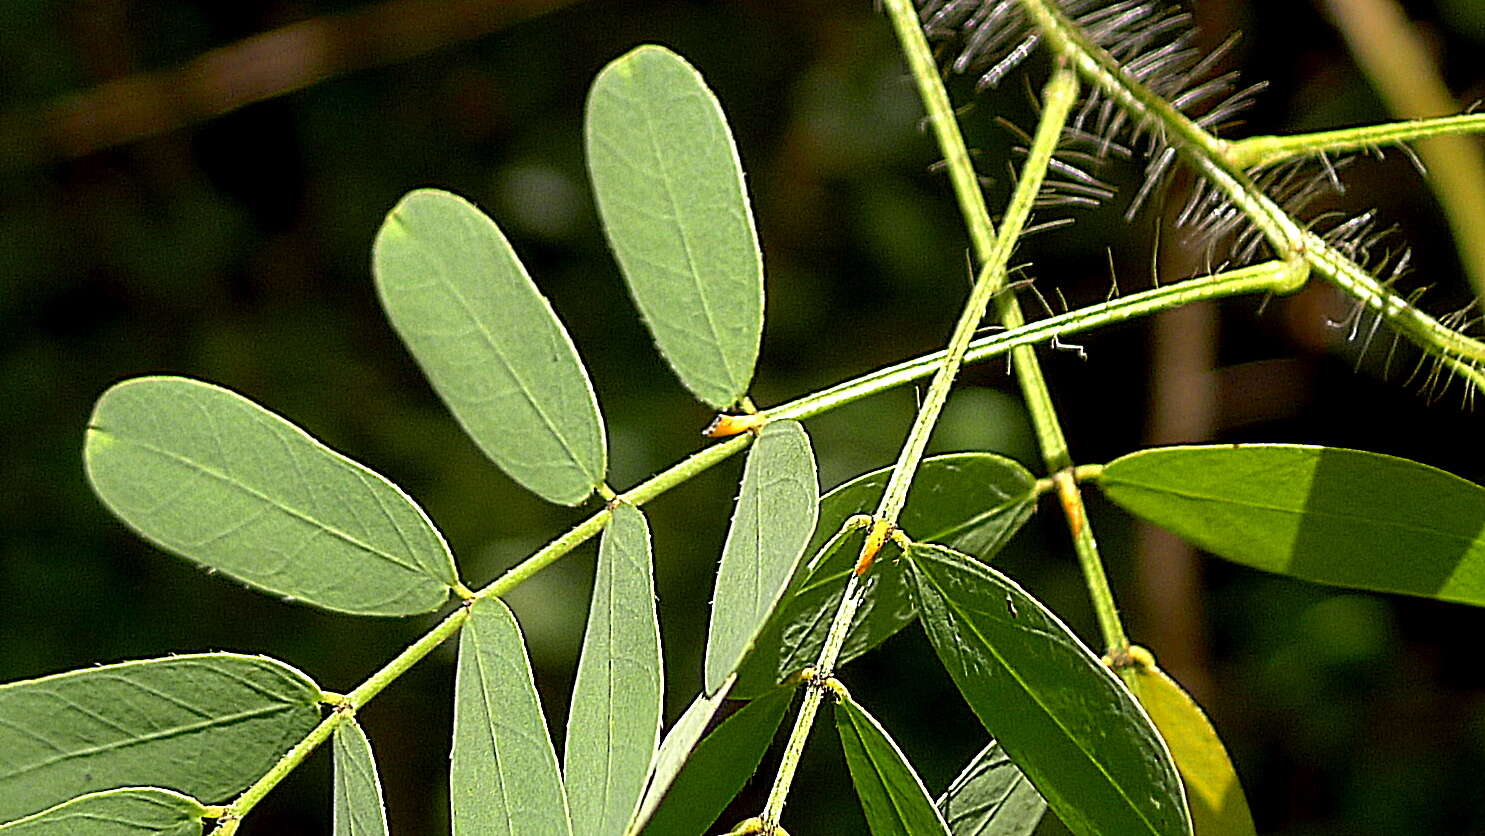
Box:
0;699;308;781
1108;478;1481;546
846;708;938;835
417;217;597;493
632;81;736;398
90;428;432;580
914;552;1167;836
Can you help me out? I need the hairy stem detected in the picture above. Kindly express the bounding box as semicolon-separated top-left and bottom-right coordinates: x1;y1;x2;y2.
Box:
1225;113;1485;170
898;0;1132;657
1017;0;1485;393
1320;0;1485;300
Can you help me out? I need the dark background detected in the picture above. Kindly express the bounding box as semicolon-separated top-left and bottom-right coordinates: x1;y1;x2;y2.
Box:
5;0;1485;833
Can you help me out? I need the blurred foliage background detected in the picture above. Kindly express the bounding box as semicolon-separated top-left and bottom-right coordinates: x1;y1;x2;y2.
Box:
4;0;1485;833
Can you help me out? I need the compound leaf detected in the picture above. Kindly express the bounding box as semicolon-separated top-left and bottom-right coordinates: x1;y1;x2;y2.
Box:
0;654;321;822
704;420;818;696
586;45;763;409
452;597;571;836
566;504;662;836
906;544;1190;836
1098;444;1485;606
936;741;1047;836
0;788;206;836
84;376;457;616
333;718;390;836
733;453;1038;698
835;692;951;836
374;188;606;506
634;685;793;836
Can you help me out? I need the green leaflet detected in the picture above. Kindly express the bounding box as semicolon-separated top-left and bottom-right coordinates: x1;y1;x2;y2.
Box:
0;788;206;836
373;188;606;506
84;376;457;616
732;453;1038;698
586;45;764;409
627;676;735;835
0;653;321;823
333;719;390;836
936;741;1047;836
906;544;1191;836
1097;444;1485;606
451;597;571;836
565;504;662;836
704;420;819;696
1129;658;1255;836
834;692;951;836
635;685;794;836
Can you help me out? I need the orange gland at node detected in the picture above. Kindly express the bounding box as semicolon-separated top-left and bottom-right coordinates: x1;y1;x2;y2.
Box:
703;412;769;438
853;518;896;576
1053;467;1084;539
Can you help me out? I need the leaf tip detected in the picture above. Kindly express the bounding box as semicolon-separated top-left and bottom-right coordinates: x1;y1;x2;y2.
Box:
612;43;683;72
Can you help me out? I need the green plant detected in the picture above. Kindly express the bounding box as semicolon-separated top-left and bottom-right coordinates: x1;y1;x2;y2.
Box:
8;1;1485;834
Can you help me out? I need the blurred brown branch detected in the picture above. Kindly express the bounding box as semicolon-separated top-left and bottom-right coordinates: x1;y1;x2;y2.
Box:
1;0;577;165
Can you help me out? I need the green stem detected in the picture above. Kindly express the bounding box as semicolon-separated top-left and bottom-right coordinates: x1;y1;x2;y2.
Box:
211;716;338;834
472;433;752;599
1304;231;1485;393
345;607;471;707
1225;113;1485;170
898;0;1130;654
1017;0;1485;392
768;258;1305;422
760;20;1080;830
885;0;998;251
872;64;1079;527
1319;0;1485;301
485;259;1298;619
207;606;472;833
1015;0;1302;263
759;578;863;826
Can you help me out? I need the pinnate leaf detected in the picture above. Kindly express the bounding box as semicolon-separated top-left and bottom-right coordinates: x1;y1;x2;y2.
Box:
374;188;607;506
0;653;321;822
452;596;571;836
834;692;951;836
84;376;457;616
733;453;1038;698
333;718;390;836
906;544;1191;836
936;741;1047;836
1098;444;1485;606
704;420;818;695
586;45;764;409
0;788;206;835
565;504;662;836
